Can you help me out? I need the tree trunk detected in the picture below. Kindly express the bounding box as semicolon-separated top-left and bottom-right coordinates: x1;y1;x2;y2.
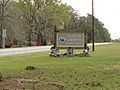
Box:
37;32;42;46
28;33;31;46
37;33;40;46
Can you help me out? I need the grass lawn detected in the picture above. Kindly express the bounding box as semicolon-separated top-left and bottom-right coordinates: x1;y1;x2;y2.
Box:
0;43;120;90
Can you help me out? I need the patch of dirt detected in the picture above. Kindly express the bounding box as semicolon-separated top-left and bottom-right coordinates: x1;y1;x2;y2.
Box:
78;80;102;88
84;81;102;87
0;78;66;90
0;79;23;90
112;65;120;69
104;65;120;70
0;73;3;82
25;66;36;70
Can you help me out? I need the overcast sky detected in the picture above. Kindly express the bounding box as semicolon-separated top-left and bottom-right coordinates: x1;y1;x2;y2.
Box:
62;0;120;39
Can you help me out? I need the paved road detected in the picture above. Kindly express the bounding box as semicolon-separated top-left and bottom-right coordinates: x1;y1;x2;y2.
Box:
0;46;52;57
88;42;112;46
0;42;112;57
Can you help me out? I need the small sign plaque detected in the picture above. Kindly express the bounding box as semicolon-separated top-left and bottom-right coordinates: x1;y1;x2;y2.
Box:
56;32;84;48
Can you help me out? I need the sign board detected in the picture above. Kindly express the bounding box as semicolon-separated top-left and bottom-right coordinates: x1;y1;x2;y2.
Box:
56;32;84;48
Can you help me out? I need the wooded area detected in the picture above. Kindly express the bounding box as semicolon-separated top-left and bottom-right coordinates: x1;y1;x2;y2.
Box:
0;0;111;47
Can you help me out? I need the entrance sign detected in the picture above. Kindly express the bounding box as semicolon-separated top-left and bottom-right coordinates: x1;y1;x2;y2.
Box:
56;32;84;48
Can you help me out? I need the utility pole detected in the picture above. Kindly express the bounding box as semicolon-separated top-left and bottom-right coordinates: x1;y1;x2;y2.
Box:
92;0;95;51
84;19;87;49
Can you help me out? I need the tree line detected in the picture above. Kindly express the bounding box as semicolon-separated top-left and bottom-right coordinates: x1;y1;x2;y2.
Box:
64;13;111;43
0;0;111;47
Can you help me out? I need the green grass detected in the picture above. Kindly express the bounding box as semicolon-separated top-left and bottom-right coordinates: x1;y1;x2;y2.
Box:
0;43;120;90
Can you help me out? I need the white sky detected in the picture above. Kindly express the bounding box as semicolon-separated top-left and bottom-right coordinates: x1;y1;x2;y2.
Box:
62;0;120;39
